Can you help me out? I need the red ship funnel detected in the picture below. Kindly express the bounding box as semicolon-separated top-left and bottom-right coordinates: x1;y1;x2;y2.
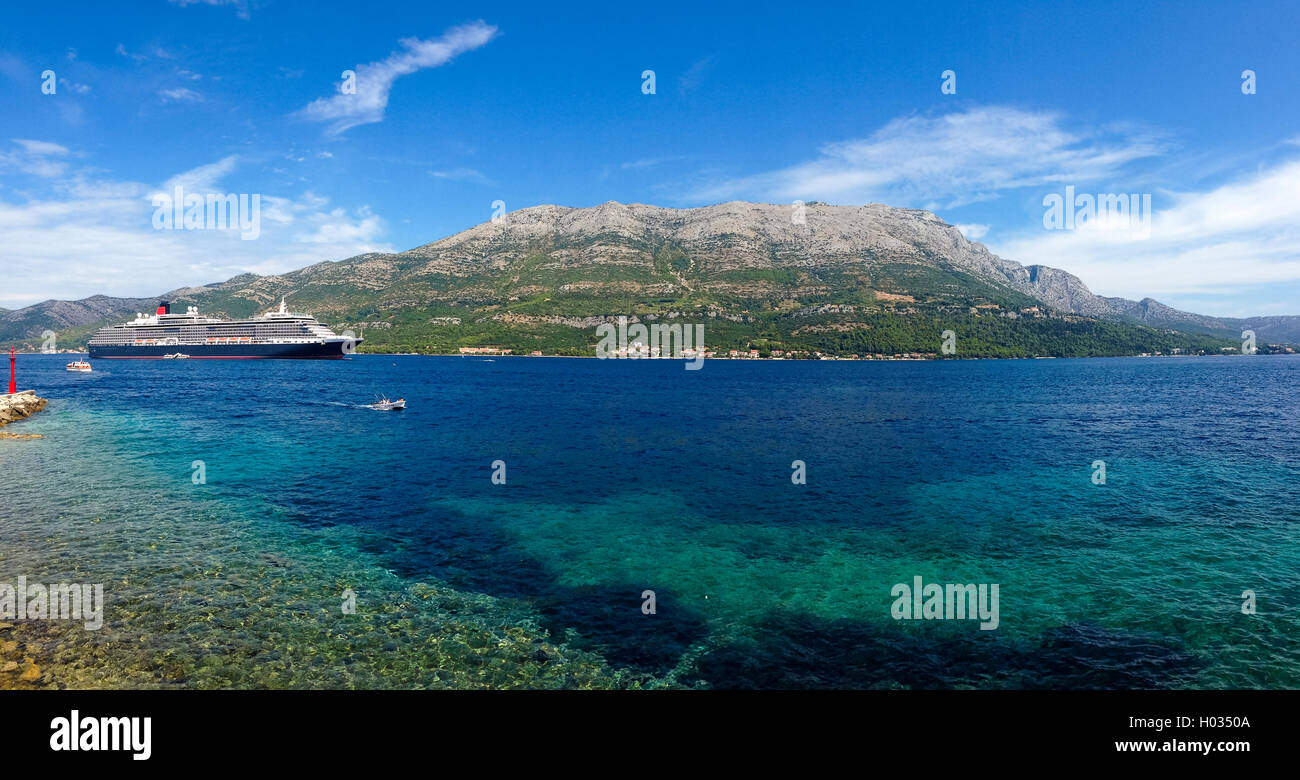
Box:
156;301;170;316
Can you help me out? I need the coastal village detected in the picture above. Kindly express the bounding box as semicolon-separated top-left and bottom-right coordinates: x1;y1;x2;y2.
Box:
379;343;1296;360
452;344;938;360
443;343;1300;360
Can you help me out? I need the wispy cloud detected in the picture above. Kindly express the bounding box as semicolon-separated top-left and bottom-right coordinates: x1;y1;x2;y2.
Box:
160;87;203;103
0;139;73;177
296;21;498;136
115;43;142;62
166;0;251;20
678;56;714;94
992;157;1300;314
598;155;686;181
13;139;70;157
429;167;494;185
0;149;390;308
953;223;989;240
622;156;683;170
115;43;176;63
0;53;27;83
686;106;1167;208
161;155;238;191
296;206;384;244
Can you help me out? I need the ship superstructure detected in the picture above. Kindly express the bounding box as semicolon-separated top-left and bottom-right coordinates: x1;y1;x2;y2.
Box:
87;298;361;359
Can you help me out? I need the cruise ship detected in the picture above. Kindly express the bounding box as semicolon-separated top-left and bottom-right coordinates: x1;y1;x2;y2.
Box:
87;299;361;359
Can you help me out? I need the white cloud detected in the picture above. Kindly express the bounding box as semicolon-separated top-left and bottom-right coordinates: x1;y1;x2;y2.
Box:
598;155;687;182
160;87;203;103
13;139;70;157
688;106;1166;208
953;223;989;240
160;155;240;194
0;151;392;308
116;43;179;63
296;21;498;135
166;0;250;20
0;139;72;177
114;43;144;62
429;167;493;185
678;56;714;93
991;158;1300;313
621;156;683;170
297;207;384;244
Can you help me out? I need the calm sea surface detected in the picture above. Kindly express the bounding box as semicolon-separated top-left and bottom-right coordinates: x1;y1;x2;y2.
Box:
2;354;1298;688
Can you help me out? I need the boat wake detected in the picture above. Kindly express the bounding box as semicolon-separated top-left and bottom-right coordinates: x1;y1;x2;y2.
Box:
314;400;408;411
318;401;375;410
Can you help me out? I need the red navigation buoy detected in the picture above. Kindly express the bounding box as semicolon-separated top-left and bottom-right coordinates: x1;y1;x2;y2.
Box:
7;346;15;394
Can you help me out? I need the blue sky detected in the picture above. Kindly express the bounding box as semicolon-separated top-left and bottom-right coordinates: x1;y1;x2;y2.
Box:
1;0;1298;317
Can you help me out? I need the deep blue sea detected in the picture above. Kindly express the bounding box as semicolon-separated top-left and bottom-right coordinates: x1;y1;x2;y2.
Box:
3;353;1298;688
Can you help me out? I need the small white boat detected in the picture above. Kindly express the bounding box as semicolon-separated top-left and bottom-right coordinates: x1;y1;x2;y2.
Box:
366;396;406;411
66;360;92;372
163;353;191;359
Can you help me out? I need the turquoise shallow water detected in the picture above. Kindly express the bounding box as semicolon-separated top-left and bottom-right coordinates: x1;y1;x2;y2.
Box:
2;353;1298;688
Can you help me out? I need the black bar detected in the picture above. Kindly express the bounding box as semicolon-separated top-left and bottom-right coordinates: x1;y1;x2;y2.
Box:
3;690;1286;767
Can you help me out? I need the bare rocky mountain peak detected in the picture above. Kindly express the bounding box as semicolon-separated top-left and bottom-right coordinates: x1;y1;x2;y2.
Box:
404;200;1017;283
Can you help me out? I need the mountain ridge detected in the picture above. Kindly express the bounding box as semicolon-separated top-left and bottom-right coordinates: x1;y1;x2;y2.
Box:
3;201;1295;353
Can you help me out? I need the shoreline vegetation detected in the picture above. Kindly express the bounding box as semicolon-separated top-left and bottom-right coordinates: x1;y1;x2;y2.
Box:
331;307;1269;360
351;349;1291;360
8;348;1296;360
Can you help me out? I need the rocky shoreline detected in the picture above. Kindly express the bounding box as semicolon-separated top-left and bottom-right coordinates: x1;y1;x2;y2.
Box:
0;391;47;437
